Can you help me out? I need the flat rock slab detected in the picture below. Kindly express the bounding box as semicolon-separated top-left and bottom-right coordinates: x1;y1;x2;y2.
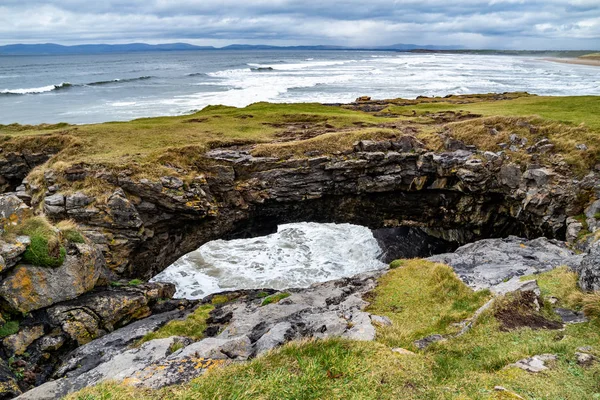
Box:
555;308;588;324
429;236;583;290
508;354;557;373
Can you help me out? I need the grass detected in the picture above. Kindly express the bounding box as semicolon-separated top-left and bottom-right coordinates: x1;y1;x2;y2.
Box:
136;304;214;346
366;260;491;349
579;53;600;60
0;321;19;338
4;216;66;268
68;259;600;400
127;279;144;286
260;292;291;306
57;220;86;244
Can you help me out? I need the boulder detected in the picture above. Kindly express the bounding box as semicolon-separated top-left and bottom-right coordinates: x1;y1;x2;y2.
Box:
429;237;583;290
508;354;557;373
578;241;600;292
0;243;105;313
2;325;44;356
47;282;175;345
0;194;31;232
0;237;29;272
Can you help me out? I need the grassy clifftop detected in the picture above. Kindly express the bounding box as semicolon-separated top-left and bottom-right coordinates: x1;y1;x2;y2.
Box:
1;93;599;180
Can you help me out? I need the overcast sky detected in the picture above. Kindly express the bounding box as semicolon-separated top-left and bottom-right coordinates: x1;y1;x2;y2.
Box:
0;1;599;49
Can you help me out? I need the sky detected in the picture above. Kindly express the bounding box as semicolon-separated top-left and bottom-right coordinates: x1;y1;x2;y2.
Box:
0;1;599;49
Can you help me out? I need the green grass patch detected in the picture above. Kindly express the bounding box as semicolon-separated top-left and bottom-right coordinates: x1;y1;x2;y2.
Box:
128;279;144;286
367;259;491;349
0;321;19;338
136;304;214;346
9;217;66;268
260;292;291;306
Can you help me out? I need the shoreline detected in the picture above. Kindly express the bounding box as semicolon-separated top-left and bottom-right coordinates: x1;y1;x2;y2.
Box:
543;57;600;67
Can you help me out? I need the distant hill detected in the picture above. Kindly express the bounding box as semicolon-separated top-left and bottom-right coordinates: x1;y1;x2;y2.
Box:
0;42;463;56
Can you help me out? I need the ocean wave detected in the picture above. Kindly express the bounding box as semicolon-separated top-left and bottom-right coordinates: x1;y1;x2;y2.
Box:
1;76;153;95
187;72;208;77
0;82;72;95
85;76;153;86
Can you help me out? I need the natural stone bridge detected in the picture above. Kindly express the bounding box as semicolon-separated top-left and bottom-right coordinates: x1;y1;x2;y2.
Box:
32;136;583;279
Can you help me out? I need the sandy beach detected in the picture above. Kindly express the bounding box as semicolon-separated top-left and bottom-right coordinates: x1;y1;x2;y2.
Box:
544;57;600;67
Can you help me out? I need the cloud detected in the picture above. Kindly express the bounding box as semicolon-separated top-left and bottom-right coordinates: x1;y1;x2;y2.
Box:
0;0;598;49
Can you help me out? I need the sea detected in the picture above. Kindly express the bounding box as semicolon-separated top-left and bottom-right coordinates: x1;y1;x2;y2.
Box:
1;50;599;125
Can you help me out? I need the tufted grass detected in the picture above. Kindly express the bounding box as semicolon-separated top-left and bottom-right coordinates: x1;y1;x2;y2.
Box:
0;321;19;338
5;216;66;268
136;304;214;346
260;292;291;306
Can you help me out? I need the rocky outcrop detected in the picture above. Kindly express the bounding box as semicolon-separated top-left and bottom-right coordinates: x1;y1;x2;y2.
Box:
0;281;184;397
29;141;591;279
22;271;383;399
428;236;583;291
578;241;600;292
0;243;106;313
0;152;54;194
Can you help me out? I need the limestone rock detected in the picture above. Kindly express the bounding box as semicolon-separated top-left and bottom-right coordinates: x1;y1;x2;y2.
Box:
2;325;44;356
0;237;29;272
578;241;600;292
370;315;392;327
429;236;583;290
508;354;557;373
47;282;175;345
575;352;596;367
0;243;106;313
0;194;31;232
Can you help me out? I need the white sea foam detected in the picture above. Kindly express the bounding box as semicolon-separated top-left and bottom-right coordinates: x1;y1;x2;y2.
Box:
151;222;387;299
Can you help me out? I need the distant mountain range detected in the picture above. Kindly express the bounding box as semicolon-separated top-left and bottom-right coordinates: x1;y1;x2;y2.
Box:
0;42;463;55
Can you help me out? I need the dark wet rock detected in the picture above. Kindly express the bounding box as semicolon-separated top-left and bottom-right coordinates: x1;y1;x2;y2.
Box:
0;152;53;194
0;243;106;313
414;334;446;349
555;308;588;324
0;359;21;399
578;241;600;292
429;236;583;290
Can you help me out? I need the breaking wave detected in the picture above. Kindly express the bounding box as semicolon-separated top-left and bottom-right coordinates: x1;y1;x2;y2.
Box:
1;76;153;95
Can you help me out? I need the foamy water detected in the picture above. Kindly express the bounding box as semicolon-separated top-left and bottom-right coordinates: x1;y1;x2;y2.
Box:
1;50;599;124
150;222;387;299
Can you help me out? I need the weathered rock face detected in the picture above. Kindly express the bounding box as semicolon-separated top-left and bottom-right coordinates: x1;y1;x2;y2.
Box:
32;143;590;279
428;236;583;291
578;241;600;292
0;194;31;233
0;282;184;397
22;271;383;399
0;152;53;194
0;243;106;313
